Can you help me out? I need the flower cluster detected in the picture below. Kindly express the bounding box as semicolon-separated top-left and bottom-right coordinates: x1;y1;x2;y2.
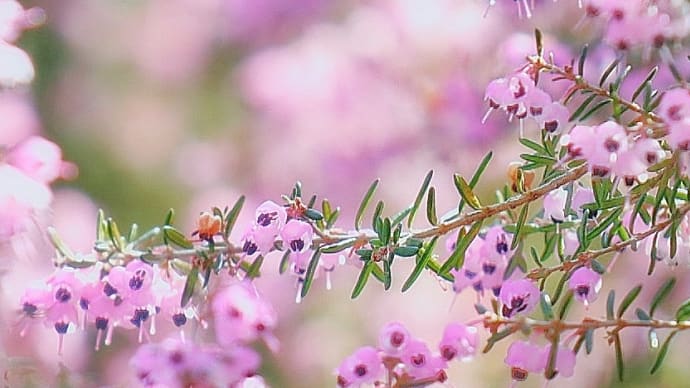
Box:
130;338;264;388
484;71;570;135
131;280;276;387
19;261;200;353
1;135;73;242
448;225;516;299
0;0;43;87
583;0;677;51
659;88;690;150
562;121;665;184
239;200;341;301
336;321;478;387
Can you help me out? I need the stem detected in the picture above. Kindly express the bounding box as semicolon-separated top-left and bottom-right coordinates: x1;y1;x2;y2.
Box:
527;202;690;280
527;55;663;125
485;313;690;333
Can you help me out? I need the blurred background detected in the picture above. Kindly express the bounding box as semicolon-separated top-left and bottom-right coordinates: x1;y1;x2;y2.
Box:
2;0;690;386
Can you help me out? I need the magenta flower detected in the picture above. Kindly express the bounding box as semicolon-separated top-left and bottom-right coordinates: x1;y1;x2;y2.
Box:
568;267;602;306
336;346;383;388
504;340;547;381
131;338;259;387
438;323;478;362
6;135;70;184
400;338;447;380
378;321;411;357
659;88;690;150
499;279;540;318
211;282;277;348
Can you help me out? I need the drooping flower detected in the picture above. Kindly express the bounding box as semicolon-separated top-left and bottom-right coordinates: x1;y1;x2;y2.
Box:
568;267;602;306
378;321;411;357
499;279;540;318
399;338;447;380
438;323;478;362
504;340;547;381
336;346;383;388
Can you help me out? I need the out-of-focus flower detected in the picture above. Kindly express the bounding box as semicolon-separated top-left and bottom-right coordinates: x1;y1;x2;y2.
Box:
130;338;260;388
0;42;33;87
399;338;447;380
379;321;411;357
336;346;383;388
438;323;478;362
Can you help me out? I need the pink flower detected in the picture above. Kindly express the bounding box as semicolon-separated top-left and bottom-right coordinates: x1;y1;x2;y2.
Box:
131;338;259;387
499;279;540;318
543;187;568;222
0;41;33;87
438;323;478;362
5;136;68;184
504;340;547;381
0;164;51;241
400;339;447;380
336;346;383;387
659;88;690;150
568;267;602;306
378;321;411;357
211;282;277;348
537;102;570;134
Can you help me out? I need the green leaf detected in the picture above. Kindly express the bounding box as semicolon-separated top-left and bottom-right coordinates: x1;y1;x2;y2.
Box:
512;204;529;250
454;174;481;210
607;290;616;320
599;57;621;87
278;250;290;274
558;291;574;320
47;227;77;261
650;330;678;374
535;28;544;57
355;179;380;230
372;200;385;229
164;208;175;226
402;237;438;292
580;99;612;121
107;218;124;251
483;327;514;353
577;44;588;76
379;218;391;245
469;152;493;188
300;250;322;298
426;186;438;225
675;298;690;321
617;284;642;318
587;208;622;243
520;138;548;154
224;195;245;238
632;66;658;102
180;266;198;308
540;293;554;320
569;94;597;122
520;153;556;166
247;255;264;279
614;333;624;381
304;208;324;221
96;209;107;241
650;278;676;317
321;238;357;254
163;225;193;249
351;261;374;299
394;246;419;257
408;170;434;227
391;206;412;227
585;328;594;354
439;221;482;274
635;308;651;321
383;259;392;290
